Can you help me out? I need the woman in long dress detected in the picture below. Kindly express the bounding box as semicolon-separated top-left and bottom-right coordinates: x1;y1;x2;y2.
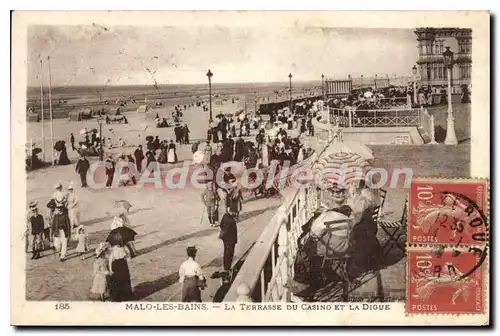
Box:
167;140;178;164
178;246;205;302
107;243;133;302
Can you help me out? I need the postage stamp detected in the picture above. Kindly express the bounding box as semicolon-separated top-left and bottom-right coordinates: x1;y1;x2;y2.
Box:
407;247;486;314
408;179;489;246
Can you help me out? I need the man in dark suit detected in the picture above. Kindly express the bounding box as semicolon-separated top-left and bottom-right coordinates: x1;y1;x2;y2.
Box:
219;213;237;273
75;154;90;187
133;145;144;173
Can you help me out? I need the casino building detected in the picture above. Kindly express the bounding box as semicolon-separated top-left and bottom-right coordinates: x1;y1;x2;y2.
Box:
414;27;472;94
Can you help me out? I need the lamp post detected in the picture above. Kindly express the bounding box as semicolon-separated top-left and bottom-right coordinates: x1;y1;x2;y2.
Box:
321;74;325;101
412;65;418;105
97;116;104;161
206;69;213;124
288;73;292;112
442;47;458;145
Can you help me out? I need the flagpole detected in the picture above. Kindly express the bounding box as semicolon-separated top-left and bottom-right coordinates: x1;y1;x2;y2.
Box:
47;56;54;165
39;59;45;162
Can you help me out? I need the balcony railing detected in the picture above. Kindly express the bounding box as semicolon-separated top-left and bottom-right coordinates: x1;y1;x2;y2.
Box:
328;107;421;128
223;132;341;302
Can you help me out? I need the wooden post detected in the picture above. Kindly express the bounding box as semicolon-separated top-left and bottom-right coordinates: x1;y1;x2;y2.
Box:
348;109;352;128
39;60;45;162
47;56;54;166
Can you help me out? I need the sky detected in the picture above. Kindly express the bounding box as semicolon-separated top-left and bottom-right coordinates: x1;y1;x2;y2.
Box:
27;25;418;87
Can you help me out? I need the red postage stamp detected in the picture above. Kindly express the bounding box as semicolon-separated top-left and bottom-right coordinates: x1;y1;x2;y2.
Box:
407;248;486;314
408;179;489;245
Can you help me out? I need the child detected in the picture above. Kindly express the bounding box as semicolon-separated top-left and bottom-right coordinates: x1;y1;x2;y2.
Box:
90;242;110;301
75;225;88;260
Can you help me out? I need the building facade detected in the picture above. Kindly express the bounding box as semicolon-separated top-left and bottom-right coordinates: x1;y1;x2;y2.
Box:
414;28;472;94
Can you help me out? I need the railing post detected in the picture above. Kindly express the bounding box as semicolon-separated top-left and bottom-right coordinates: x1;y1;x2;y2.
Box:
348;109;352;127
374;110;377;127
236;283;253;302
429;114;438;144
277;222;289;301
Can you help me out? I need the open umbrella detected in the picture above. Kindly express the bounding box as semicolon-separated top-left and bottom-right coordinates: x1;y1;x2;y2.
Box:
323;141;374;161
106;226;137;246
80;128;88;135
364;91;373;98
314;152;372;188
32;147;43;155
216;113;225;118
145;135;154;142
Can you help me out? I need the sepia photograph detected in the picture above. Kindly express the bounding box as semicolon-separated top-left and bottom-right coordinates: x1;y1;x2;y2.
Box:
11;10;490;326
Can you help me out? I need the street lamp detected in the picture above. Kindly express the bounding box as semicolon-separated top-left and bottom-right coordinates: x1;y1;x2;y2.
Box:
412;65;418;105
96;116;104;161
254;91;258;114
206;69;213;124
442;46;458;145
288;73;293;112
321;74;325;101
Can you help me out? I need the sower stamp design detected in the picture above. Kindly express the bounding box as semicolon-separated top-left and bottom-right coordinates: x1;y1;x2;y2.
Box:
408;179;488;245
407;248;485;314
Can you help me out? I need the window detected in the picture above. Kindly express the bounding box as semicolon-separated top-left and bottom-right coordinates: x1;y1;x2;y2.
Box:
427;65;432;80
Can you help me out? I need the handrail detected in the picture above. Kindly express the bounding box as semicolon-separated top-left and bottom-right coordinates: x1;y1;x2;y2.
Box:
223;131;339;302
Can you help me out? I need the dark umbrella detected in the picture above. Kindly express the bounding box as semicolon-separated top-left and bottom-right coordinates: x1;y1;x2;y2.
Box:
216;113;225;118
106;226;137;246
32;147;43;155
54;140;66;151
145;135;154;142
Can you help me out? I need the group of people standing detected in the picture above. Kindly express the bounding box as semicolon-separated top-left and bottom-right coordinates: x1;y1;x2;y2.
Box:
26;181;83;261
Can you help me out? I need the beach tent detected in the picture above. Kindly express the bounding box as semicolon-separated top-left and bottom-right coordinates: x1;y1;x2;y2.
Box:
69;108;92;121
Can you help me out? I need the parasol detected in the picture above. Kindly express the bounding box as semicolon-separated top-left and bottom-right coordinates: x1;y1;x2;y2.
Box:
54;140;66;151
323;141;374;161
364;91;373;98
80;128;88;135
106;226;137;246
314;152;372;188
145;135;154;142
32;147;43;155
216;113;225;118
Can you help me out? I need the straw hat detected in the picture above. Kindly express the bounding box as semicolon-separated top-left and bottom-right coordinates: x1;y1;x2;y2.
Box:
54;181;62;190
28;200;38;209
68;183;74;190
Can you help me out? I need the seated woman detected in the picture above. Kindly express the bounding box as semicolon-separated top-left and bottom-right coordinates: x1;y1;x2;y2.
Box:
293;181;383;290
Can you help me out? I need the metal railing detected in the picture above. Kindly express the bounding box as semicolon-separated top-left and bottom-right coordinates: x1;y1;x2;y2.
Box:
223;130;342;302
328;107;422;128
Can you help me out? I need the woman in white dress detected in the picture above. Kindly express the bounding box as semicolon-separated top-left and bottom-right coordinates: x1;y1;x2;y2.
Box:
167;140;178;164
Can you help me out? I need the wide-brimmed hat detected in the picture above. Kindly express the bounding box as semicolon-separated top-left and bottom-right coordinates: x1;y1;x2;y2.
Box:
28;201;38;209
68;183;74;190
95;242;109;257
54;181;62;190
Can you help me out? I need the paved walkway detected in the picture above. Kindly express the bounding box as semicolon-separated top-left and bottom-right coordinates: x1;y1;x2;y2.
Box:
25;98;292;301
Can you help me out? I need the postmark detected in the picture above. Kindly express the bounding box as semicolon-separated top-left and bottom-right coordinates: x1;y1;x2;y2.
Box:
408;179;489;245
407;248;485;314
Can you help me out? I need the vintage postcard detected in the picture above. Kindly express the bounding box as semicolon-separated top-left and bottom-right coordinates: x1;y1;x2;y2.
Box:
11;11;490;326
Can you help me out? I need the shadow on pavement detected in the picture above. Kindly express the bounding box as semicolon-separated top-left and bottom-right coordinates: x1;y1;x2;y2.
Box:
136;227;217;256
237;205;279;223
